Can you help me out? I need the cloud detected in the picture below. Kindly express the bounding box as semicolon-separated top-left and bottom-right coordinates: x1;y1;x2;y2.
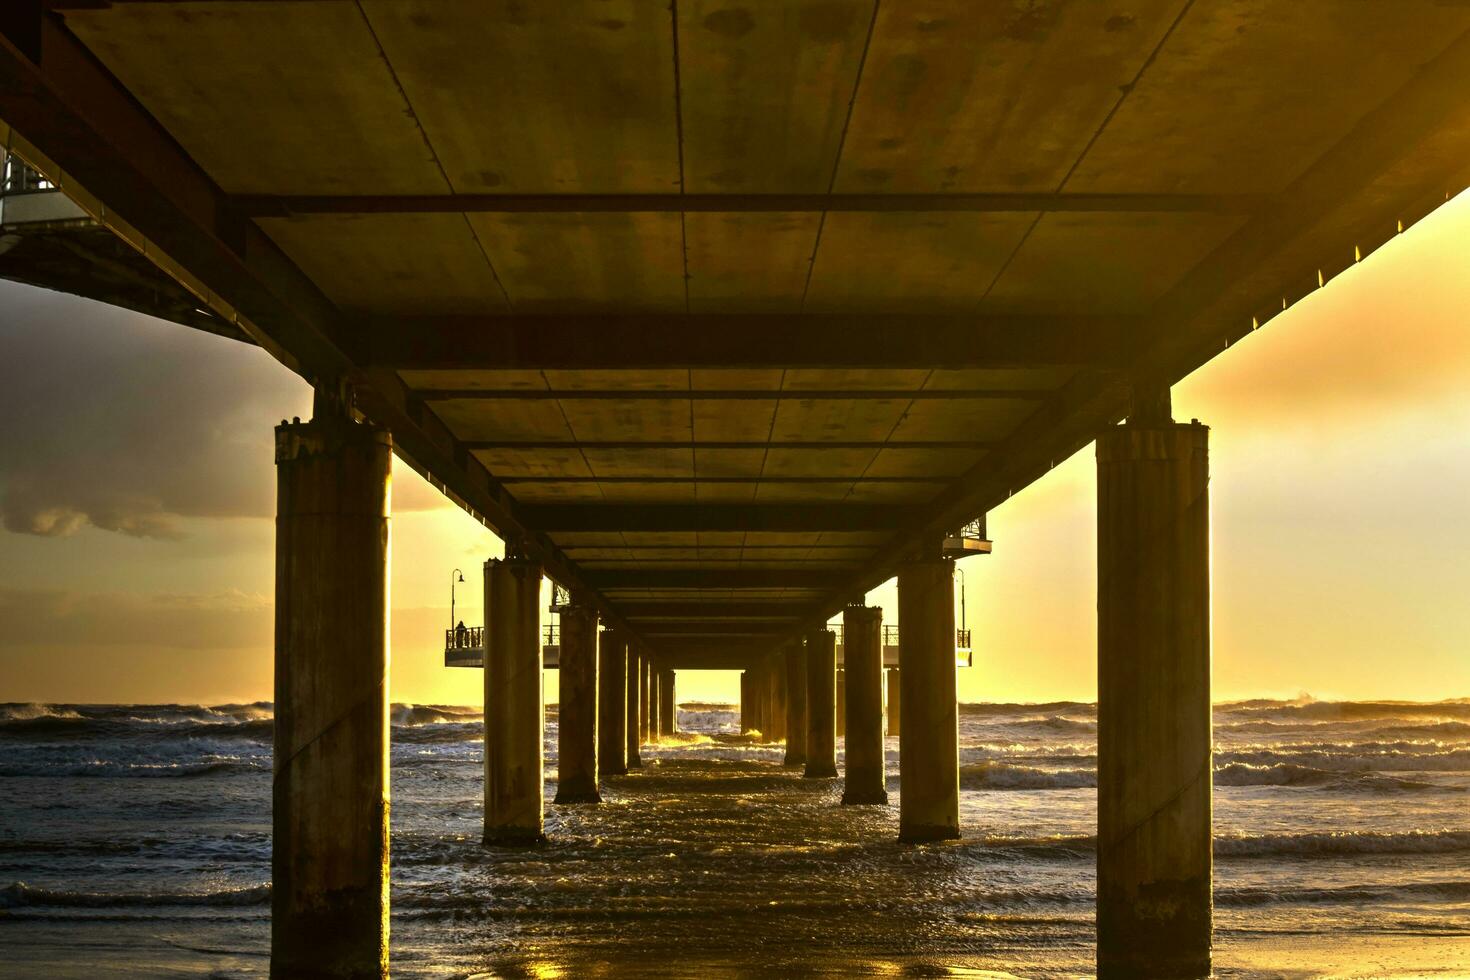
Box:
0;281;455;539
0;281;311;537
0;586;272;649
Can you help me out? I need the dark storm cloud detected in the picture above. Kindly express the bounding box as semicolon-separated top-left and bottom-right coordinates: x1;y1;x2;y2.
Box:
0;281;312;537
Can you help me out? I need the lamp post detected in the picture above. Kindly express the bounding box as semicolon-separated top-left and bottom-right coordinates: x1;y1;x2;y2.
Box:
955;566;966;645
450;568;464;634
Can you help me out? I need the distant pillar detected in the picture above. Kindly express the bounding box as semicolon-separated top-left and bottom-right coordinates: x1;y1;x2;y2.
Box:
1097;418;1212;979
804;629;838;778
783;642;807;767
483;556;544;845
598;631;627;776
898;558;959;842
886;667;901;736
554;601;600;804
841;605;887;805
740;671;752;734
649;658;661;743
767;658;786;742
835;670;847;737
659;668;677;737
272;413;390;978
626;647;643;768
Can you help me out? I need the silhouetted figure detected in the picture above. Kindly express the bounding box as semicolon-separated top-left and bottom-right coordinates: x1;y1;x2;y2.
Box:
455;621;467;649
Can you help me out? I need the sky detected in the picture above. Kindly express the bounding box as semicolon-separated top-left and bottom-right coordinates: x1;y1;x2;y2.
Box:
1;193;1467;707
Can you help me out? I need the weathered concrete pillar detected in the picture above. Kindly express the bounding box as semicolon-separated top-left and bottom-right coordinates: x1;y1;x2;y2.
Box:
598;630;627;776
1097;419;1211;979
554;601;600;805
659;668;676;737
740;670;752;734
273;415;390;978
886;667;901;736
483;556;544;845
898;558;959;842
767;658;786;742
841;605;887;805
783;642;807;767
804;629;838;778
649;658;661;743
835;670;847;737
626;647;643;768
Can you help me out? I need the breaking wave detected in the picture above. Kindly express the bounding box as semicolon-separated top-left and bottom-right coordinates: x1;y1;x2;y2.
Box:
0;880;270;910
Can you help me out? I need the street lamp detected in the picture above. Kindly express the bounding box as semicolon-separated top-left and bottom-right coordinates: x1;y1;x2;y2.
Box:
955;566;968;651
450;568;465;634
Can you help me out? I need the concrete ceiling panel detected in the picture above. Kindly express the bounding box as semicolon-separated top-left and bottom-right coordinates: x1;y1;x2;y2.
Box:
468;212;686;312
66;3;451;194
361;0;680;192
507;482;607;503
581;448;695;478
685;212;821;313
595;483;700;503
835;0;1186;192
752;483;857;503
542;370;691;391
1068;1;1470;194
694;449;768;478
678;0;874;192
981;212;1246;315
783;369;931;390
472;447;592;479
259;214;507;315
691;369;788;390
433;399;574;441
761;448;878;478
890;399;1040;441
864;448;986;478
769;398;910;442
804;212;1034;312
560;398;693;442
693;401;779;442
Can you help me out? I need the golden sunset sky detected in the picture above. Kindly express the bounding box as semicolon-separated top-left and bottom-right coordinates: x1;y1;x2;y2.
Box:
2;193;1467;707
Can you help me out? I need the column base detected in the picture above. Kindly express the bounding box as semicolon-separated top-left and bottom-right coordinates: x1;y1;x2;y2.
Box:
627;757;644;769
898;823;961;843
483;829;547;847
840;788;888;805
802;763;838;779
1098;954;1211;980
553;785;602;805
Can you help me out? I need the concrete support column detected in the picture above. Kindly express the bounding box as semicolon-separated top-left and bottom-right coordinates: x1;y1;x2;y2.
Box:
483;556;544;845
740;671;752;734
554;601;600;804
659;668;676;737
898;558;959;842
767;659;786;742
835;670;846;737
272;415;390;978
841;605;887;805
649;658;661;743
1097;420;1211;979
598;630;627;776
886;667;901;736
626;647;643;768
804;629;838;778
783;643;807;767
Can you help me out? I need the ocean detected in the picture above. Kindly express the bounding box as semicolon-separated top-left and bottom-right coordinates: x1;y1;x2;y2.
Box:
2;697;1469;977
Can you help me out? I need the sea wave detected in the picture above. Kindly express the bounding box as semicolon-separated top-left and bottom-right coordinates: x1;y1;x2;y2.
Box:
0;880;271;909
1213;761;1459;792
1218;879;1470;906
1215;829;1470;857
960;762;1095;790
1218;746;1470;773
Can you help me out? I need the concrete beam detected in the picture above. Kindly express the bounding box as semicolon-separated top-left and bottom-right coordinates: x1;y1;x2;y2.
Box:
234;191;1267;216
367;314;1130;371
589;569;844;590
521;504;904;533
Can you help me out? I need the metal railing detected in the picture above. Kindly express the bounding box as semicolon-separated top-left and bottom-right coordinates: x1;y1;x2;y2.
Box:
832;623;969;649
445;625;483;651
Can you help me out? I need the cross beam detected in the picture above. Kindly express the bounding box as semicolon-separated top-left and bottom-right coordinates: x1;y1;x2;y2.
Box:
368;315;1130;371
521;504;902;533
233;191;1267;216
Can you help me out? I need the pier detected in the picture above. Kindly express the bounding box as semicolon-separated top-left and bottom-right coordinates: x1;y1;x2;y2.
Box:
3;3;1470;976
